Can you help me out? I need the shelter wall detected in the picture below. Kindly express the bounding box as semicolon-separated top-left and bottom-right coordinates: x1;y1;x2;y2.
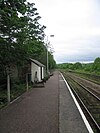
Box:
31;63;41;82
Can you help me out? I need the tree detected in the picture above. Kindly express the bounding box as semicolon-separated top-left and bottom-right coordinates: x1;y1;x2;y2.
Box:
0;0;28;68
92;57;100;72
72;62;82;70
83;63;93;72
0;0;47;69
0;0;56;82
48;52;56;69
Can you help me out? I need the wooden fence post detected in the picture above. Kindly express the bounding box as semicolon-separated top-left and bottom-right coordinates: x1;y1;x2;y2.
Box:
7;73;10;103
26;73;28;91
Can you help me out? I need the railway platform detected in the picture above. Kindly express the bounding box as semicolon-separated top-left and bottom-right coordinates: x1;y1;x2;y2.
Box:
0;71;93;133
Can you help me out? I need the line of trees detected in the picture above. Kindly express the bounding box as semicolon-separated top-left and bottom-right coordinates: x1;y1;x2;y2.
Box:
57;57;100;75
0;0;56;82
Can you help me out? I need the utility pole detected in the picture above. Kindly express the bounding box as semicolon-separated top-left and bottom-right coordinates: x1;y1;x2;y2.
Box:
46;41;50;74
46;35;54;74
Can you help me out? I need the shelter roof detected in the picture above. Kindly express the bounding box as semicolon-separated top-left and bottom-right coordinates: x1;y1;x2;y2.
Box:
30;58;45;67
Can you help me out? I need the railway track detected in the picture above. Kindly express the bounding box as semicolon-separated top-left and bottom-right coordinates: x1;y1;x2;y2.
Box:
68;71;100;85
66;72;100;99
62;72;100;133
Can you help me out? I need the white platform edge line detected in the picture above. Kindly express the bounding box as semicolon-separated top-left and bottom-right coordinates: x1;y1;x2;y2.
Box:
60;73;94;133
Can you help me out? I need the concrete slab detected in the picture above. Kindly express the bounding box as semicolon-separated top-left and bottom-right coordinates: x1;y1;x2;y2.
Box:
59;74;89;133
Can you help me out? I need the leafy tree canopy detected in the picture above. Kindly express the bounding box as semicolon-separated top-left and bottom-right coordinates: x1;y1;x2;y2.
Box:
92;57;100;72
0;0;56;78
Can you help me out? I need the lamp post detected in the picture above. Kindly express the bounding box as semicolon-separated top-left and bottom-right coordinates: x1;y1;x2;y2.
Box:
46;35;54;74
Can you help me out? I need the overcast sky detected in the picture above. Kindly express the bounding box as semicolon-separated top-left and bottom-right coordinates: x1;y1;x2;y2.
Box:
28;0;100;63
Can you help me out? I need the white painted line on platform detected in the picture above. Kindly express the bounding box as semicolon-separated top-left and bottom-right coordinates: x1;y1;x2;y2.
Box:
60;73;94;133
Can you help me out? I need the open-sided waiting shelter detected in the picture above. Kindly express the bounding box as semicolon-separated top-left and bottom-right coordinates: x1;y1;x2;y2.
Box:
30;58;45;83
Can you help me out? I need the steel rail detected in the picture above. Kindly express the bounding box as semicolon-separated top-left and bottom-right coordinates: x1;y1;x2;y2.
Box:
69;72;100;85
64;74;100;131
69;82;100;131
67;74;100;101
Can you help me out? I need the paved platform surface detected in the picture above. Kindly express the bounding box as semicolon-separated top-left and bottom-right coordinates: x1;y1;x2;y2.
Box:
0;71;89;133
59;74;89;133
0;72;59;133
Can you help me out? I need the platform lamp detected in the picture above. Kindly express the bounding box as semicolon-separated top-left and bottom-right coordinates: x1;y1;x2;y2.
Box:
46;35;54;74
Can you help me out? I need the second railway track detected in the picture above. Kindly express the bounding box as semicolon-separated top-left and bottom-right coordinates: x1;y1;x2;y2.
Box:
62;72;100;133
